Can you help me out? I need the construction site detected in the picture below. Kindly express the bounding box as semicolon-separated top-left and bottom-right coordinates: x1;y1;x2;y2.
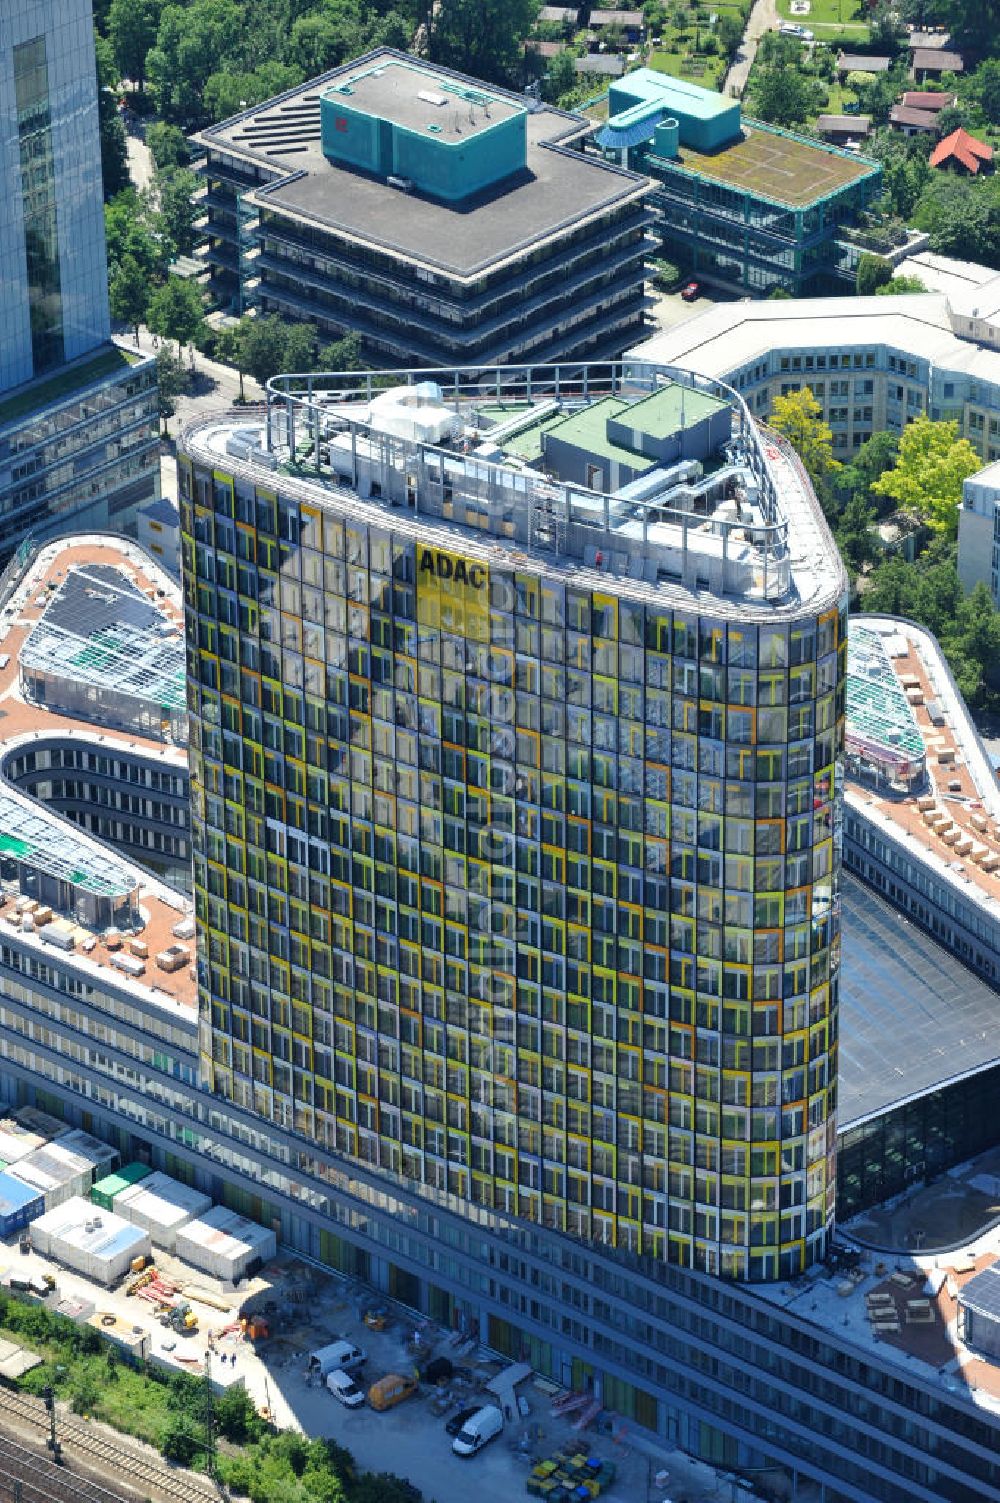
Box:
0;1105;757;1503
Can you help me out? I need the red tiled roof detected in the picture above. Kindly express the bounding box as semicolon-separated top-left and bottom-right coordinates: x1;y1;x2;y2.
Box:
929;127;993;173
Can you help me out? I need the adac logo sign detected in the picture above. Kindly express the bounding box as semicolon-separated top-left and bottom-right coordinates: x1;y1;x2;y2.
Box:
416;547;489;640
419;549;487;590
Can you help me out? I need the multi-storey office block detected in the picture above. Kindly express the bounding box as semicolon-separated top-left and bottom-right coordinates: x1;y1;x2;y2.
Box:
181;363;847;1283
193;49;651;366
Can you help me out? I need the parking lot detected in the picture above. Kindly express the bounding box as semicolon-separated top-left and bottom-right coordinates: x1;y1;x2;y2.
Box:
0;1235;769;1503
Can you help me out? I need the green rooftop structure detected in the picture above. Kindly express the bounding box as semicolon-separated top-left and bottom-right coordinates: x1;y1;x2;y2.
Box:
596;67;881;296
537;380;731;492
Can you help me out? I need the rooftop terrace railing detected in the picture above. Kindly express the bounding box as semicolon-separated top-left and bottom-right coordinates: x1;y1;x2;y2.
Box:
264;360;795;601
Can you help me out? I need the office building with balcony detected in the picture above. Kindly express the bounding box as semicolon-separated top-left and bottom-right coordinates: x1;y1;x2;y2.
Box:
0;0;159;551
2;524;1000;1500
595;71;881;296
192;49;651;366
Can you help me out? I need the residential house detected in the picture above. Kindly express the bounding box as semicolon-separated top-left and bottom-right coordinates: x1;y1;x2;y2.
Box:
889;90;956;134
588;9;645;43
912;47;965;81
816;114;871;143
836;52;892;76
575;52;627;76
929;127;993;175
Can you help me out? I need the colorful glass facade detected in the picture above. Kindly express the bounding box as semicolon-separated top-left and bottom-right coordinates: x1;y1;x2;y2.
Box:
180;372;846;1283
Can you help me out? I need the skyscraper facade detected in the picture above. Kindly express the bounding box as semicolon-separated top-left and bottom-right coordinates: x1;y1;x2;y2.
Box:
0;0;159;553
1;0;110;393
181;364;847;1283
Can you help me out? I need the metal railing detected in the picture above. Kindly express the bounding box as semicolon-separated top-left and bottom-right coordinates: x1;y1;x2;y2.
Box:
263;359;794;600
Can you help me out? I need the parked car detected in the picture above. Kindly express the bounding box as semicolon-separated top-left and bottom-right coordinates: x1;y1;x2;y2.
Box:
681;281;701;302
326;1368;366;1408
308;1340;367;1377
369;1373;419;1411
452;1405;504;1456
445;1404;481;1437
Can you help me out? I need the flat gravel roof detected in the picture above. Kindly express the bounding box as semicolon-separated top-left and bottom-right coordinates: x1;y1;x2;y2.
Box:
202;51;649;280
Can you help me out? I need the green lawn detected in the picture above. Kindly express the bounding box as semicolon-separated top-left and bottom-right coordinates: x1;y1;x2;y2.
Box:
810;79;861;118
776;0;869;37
648;47;727;90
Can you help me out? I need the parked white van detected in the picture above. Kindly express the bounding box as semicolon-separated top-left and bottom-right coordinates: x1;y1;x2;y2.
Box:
326;1368;366;1407
452;1405;504;1456
308;1340;367;1377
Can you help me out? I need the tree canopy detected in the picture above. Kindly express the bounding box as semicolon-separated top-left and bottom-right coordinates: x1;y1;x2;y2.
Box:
108;0;166;88
769;387;841;514
871;416;981;537
863;542;1000;709
856;253;893;297
147;275;206;351
429;0;538;86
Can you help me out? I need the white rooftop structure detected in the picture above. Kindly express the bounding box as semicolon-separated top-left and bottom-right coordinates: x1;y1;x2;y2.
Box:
626;292;1000;387
205;360;847;619
893;250;997;300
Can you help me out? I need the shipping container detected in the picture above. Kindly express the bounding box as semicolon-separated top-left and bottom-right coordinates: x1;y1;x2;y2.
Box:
30;1196;152;1287
175;1205;277;1282
91;1162;151;1212
11;1131;118;1212
0;1170;45;1237
113;1172;211;1252
0;1119;48;1165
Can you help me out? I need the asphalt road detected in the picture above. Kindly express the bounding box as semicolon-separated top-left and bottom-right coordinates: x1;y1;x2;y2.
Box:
723;0;780;97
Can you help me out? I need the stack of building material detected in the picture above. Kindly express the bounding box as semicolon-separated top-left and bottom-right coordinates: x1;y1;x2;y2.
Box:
30;1196;151;1287
174;1205;277;1282
113;1171;211;1253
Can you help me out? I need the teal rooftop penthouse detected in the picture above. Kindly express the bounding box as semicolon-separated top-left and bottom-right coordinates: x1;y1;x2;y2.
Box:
597;68;881;296
320;58;527;203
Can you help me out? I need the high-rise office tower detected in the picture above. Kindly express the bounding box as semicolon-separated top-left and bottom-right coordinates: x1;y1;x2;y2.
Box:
1;0;109;390
180;361;847;1282
0;0;159;551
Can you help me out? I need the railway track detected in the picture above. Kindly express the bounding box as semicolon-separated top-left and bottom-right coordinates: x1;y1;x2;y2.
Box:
0;1385;218;1503
0;1431;128;1503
